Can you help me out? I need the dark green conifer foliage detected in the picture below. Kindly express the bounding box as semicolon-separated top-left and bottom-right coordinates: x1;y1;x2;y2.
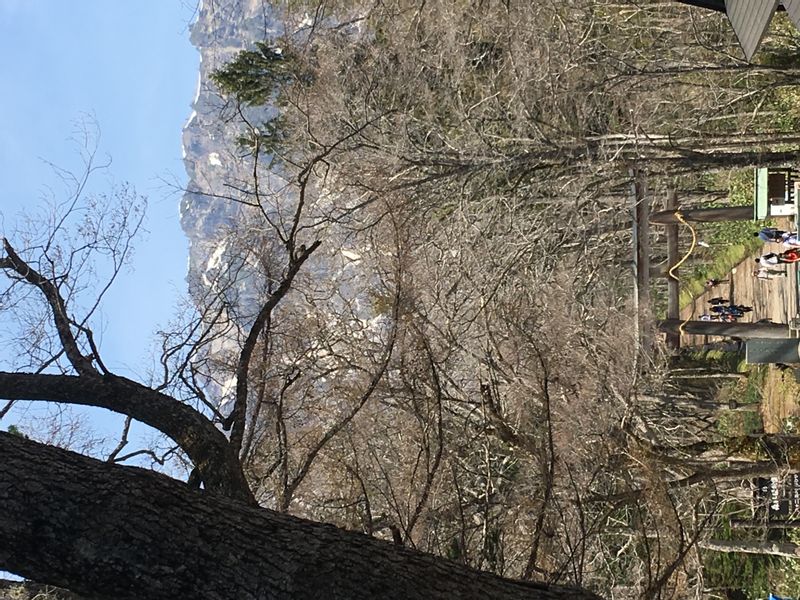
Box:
211;42;294;106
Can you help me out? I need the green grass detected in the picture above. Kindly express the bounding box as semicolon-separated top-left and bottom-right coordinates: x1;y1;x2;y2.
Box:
680;348;747;373
715;366;766;436
704;520;800;599
676;169;771;309
700;495;800;599
741;365;768;404
716;409;764;437
678;241;762;308
704;550;773;600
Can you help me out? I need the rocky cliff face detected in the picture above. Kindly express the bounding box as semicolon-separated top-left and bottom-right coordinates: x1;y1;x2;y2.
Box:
180;0;282;287
178;0;385;416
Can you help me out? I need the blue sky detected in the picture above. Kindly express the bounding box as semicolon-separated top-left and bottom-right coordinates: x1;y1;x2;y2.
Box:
0;3;200;441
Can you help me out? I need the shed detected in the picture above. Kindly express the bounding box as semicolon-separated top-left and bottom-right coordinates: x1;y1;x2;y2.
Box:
754;167;799;220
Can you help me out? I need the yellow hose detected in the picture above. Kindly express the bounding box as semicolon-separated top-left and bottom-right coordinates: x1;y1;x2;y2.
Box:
667;211;697;335
668;210;697;281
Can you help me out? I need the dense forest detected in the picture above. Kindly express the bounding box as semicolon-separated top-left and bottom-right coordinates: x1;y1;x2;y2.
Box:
4;1;800;599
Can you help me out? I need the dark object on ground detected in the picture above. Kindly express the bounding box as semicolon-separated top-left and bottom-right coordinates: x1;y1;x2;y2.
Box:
705;278;729;288
710;305;750;318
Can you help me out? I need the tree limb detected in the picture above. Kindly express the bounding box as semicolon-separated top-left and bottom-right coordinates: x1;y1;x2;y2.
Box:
1;239;96;377
0;371;253;503
0;431;603;600
227;240;321;455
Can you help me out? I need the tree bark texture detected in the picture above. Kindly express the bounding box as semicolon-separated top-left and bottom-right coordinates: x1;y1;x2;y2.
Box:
0;372;252;503
0;432;603;600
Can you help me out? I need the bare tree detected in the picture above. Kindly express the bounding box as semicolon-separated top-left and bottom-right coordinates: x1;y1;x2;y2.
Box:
6;0;800;597
0;129;604;600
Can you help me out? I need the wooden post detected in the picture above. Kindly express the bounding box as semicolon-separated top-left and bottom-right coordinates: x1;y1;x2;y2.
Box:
631;170;651;354
659;319;790;339
665;190;681;349
650;206;753;224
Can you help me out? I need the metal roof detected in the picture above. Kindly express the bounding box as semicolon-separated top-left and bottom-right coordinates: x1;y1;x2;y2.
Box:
726;0;779;60
784;0;800;25
676;0;800;61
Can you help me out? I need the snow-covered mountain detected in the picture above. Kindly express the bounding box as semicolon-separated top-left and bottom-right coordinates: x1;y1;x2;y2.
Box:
181;0;283;287
178;0;388;420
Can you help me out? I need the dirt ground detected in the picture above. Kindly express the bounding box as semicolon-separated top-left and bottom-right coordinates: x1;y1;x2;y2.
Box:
679;245;797;330
762;369;800;433
678;218;800;433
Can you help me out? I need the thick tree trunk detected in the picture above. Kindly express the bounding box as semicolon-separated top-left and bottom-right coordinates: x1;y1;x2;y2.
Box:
658;319;789;339
0;372;252;503
650;206;753;223
0;432;603;600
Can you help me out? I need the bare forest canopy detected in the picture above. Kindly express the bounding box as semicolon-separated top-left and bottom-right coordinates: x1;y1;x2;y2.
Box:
4;1;800;599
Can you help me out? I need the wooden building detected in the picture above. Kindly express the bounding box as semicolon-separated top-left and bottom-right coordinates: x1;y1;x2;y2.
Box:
755;167;800;220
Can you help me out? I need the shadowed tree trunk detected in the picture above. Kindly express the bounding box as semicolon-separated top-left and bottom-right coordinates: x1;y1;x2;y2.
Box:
658;319;790;339
0;432;604;600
